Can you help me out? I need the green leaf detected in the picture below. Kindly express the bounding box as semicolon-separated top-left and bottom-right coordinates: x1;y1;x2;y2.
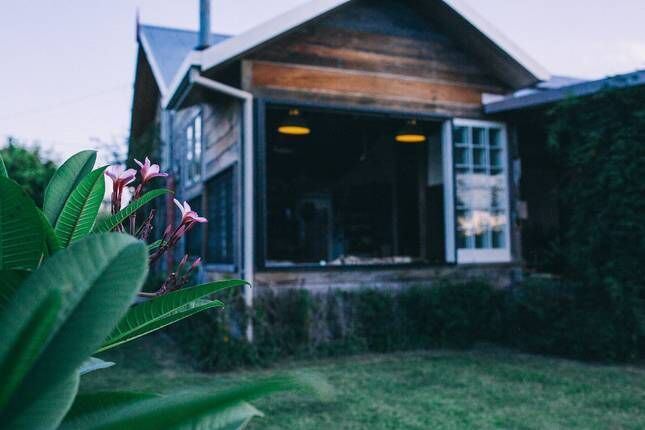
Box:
79;357;115;376
0;176;46;270
0;233;148;425
98;280;246;353
37;208;62;255
0;152;7;177
54;167;107;247
58;378;292;430
0;290;61;410
44;150;96;226
92;189;170;233
147;240;164;253
6;373;80;430
0;270;29;310
98;299;223;352
63;391;160;428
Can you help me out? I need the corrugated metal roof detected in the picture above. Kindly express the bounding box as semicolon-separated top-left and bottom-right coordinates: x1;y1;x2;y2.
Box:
485;70;645;114
138;24;230;92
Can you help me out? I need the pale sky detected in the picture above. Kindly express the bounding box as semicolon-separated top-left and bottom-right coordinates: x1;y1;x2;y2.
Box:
1;0;644;161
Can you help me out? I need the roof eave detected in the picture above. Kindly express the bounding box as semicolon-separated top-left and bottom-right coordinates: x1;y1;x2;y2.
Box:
200;0;352;72
484;70;645;114
161;51;203;109
442;0;550;87
138;27;170;96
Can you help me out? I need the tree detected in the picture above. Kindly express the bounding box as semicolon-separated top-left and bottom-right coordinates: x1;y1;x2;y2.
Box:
0;137;57;207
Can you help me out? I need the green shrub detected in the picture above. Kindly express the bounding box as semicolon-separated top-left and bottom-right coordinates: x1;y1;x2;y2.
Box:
168;280;511;372
541;86;645;360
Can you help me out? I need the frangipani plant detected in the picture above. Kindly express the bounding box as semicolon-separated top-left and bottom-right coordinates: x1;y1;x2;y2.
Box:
0;150;289;430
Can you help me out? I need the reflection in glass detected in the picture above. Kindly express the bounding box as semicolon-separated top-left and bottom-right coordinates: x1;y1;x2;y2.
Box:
453;124;507;251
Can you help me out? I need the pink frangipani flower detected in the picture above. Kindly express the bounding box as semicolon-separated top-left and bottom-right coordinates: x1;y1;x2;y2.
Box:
105;165;137;187
174;199;208;225
106;165;137;214
134;157;168;184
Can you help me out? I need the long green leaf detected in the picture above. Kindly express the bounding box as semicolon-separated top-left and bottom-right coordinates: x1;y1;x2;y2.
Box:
0;291;61;410
98;280;246;352
92;189;170;233
0;152;7;177
63;391;160;428
44;150;96;226
0;270;29;310
0;177;46;270
147;240;164;253
59;378;292;430
0;233;148;425
98;299;223;352
38;208;62;255
6;373;80;430
55;167;107;247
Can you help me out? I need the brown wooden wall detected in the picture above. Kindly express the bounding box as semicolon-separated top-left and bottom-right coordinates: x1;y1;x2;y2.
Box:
172;96;242;200
243;0;509;117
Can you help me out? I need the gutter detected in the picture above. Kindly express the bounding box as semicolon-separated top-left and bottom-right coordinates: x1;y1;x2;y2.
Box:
167;68;255;341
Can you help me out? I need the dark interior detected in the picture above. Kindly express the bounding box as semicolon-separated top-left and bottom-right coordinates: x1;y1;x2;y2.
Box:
264;106;445;266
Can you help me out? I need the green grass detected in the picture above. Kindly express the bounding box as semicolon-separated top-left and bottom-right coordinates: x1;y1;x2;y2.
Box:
82;345;645;429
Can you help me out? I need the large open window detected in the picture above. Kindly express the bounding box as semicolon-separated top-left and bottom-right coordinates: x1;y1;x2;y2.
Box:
264;105;445;267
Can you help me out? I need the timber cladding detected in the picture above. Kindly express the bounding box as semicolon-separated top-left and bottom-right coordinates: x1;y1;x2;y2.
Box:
244;0;508;116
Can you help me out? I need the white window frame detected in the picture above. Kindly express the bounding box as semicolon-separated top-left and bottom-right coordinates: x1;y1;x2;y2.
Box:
450;118;511;264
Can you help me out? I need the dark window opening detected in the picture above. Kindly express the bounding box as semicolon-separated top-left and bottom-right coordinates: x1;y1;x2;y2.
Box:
265;106;445;267
185;196;203;257
206;168;235;265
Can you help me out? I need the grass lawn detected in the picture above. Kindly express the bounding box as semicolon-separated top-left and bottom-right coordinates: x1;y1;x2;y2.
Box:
83;345;645;429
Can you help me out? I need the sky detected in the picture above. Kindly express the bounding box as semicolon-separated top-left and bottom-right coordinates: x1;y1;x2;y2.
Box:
0;0;644;161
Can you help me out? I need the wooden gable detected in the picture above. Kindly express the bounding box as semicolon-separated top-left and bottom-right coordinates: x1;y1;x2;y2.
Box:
241;0;510;117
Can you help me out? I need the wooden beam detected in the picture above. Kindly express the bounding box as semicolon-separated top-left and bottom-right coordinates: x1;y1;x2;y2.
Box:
250;61;487;108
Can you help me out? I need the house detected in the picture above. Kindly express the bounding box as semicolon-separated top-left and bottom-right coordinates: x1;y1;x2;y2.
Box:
128;0;644;294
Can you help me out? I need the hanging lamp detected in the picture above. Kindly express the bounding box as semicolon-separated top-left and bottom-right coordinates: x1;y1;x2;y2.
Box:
278;109;311;136
395;119;426;143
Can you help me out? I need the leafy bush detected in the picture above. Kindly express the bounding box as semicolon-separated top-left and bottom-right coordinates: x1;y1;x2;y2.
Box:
544;86;645;360
0;139;57;206
0;150;289;430
168;280;505;371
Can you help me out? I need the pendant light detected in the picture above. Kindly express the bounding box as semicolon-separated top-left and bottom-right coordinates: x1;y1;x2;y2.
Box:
278;109;311;136
395;119;426;143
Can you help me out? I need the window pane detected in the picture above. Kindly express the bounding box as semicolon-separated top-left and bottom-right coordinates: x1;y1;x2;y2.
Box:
186;126;193;162
490;128;502;147
491;212;506;249
455;147;470;166
206;169;235;265
472;128;485;146
456;209;472;249
489;148;503;168
473;148;487;168
454;124;508;252
454;126;468;144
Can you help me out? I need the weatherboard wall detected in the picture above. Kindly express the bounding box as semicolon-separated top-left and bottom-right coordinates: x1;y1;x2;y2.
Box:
242;0;509;117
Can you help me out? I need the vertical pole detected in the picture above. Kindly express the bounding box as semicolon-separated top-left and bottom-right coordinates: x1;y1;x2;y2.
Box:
442;120;456;263
197;0;211;50
242;97;254;342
